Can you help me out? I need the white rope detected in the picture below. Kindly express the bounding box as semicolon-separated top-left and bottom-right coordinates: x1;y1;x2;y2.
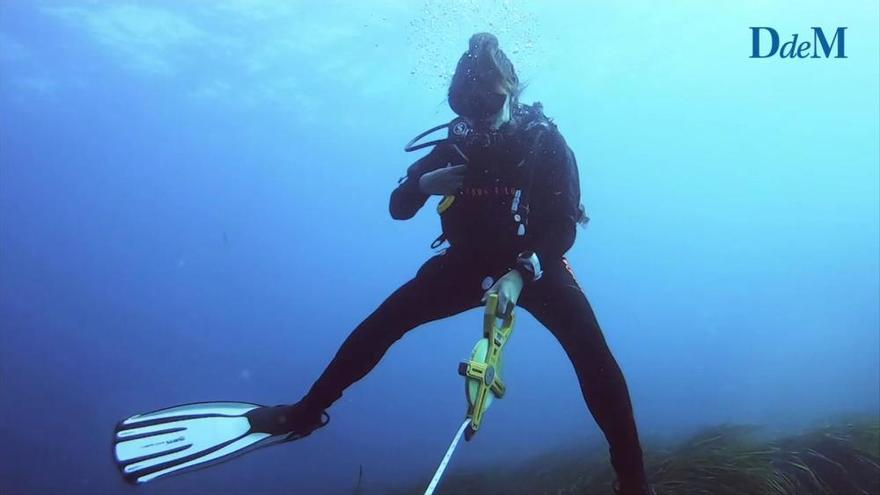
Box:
423;418;470;495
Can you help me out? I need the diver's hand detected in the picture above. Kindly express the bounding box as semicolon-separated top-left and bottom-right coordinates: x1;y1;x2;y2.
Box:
419;164;467;195
481;270;523;317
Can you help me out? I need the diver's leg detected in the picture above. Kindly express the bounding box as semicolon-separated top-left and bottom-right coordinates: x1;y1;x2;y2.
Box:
302;251;483;411
517;257;648;492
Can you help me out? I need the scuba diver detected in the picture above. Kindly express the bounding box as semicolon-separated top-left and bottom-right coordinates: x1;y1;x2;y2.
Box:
113;33;652;495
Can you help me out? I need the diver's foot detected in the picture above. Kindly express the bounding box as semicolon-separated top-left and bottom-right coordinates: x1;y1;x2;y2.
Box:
245;402;329;437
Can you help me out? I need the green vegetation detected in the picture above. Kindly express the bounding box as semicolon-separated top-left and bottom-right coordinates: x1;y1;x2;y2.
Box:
397;416;879;495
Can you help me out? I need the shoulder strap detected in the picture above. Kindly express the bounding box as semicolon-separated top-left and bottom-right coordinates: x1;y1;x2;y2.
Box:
512;104;554;236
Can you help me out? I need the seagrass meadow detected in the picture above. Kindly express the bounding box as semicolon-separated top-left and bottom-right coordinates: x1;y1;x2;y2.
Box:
394;415;880;495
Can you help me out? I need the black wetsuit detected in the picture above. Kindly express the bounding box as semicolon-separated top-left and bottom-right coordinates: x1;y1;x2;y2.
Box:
302;106;648;488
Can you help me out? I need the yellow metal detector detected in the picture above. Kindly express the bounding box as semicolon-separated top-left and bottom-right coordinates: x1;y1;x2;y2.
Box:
424;293;515;495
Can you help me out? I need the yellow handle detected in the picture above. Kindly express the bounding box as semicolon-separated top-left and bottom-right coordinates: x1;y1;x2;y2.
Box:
437;195;455;214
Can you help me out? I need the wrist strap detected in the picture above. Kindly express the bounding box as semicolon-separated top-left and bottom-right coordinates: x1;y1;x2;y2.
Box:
515;251;543;282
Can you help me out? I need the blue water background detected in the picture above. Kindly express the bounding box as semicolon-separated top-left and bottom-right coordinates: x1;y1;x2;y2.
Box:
1;1;878;494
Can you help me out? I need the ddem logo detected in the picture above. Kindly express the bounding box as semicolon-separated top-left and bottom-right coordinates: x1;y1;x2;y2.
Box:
750;27;847;59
